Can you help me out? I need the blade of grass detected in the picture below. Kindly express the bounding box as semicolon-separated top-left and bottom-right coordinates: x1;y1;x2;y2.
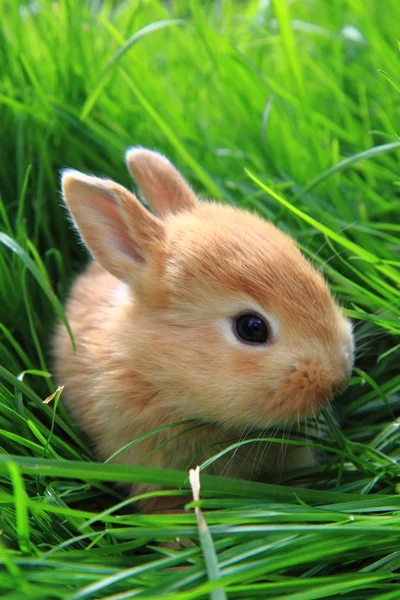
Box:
304;141;400;192
190;467;227;600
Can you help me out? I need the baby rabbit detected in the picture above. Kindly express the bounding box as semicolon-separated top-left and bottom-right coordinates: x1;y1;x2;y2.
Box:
54;148;354;507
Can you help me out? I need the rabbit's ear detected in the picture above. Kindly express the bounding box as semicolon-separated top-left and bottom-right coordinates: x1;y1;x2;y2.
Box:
62;170;165;284
125;148;198;217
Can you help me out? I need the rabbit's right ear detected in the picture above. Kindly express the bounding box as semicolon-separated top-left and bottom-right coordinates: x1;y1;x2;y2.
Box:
61;170;165;284
125;148;198;217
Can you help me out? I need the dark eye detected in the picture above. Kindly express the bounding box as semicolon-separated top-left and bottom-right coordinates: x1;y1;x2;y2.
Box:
234;313;269;345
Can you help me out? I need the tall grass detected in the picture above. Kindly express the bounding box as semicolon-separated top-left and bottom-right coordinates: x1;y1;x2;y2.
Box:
0;0;399;598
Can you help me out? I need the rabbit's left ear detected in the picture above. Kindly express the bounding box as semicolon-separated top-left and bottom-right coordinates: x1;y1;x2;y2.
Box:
126;148;198;217
61;170;165;284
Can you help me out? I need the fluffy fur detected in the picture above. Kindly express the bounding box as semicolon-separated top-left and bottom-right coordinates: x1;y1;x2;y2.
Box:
53;148;354;506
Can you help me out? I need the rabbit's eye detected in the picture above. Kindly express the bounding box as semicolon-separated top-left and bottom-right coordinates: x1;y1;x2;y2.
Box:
234;313;269;345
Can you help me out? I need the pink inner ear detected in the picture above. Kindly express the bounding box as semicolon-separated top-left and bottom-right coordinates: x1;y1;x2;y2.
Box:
95;194;144;264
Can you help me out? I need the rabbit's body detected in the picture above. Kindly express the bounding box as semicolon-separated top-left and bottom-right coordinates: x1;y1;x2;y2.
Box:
55;260;313;493
54;148;354;504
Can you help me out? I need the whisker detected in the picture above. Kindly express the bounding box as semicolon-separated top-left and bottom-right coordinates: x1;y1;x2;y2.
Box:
231;417;263;480
253;422;283;479
220;422;255;478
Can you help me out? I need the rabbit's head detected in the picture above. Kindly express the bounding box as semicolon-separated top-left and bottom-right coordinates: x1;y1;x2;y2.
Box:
62;149;354;430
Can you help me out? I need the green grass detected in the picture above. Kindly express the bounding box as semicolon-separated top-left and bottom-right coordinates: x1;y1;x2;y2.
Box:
1;0;400;598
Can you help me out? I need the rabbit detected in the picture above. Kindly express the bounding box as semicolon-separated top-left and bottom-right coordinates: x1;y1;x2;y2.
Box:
53;148;354;509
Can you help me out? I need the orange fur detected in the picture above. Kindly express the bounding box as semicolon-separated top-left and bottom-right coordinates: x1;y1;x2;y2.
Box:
53;148;354;501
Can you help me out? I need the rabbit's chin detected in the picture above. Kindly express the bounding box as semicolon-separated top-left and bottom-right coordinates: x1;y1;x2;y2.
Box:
168;385;332;434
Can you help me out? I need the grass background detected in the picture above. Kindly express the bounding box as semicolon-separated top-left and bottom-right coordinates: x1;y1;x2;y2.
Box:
1;0;400;598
